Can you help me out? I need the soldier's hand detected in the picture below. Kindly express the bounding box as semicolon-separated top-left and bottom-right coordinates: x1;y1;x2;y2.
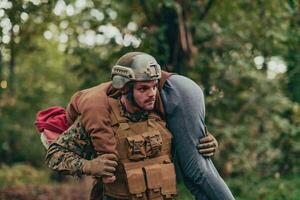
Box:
82;154;118;177
197;133;218;157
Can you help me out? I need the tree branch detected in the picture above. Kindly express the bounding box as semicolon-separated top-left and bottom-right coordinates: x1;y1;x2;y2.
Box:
198;0;215;21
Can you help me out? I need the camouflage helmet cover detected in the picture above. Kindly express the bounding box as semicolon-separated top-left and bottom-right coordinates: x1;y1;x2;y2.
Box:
111;52;161;89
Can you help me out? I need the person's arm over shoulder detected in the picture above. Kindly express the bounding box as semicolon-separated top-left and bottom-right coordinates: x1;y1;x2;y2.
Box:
66;82;118;155
66;90;82;124
161;75;235;200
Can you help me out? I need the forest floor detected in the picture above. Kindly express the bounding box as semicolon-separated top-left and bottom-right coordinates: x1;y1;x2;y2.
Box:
0;177;92;200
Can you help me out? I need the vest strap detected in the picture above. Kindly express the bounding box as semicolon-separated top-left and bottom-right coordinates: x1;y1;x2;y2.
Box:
108;98;129;126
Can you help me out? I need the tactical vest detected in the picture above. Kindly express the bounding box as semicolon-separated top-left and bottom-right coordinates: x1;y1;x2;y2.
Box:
104;98;177;200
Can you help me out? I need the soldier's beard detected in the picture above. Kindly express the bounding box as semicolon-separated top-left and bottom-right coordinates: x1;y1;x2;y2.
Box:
127;91;145;111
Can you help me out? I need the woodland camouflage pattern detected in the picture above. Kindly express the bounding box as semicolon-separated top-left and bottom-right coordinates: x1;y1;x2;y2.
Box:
46;105;151;177
46;117;97;177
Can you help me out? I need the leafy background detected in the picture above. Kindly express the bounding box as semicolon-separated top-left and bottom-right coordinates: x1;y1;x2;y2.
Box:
0;0;299;199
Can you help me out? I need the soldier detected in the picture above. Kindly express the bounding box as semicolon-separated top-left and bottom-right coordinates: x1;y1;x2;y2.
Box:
46;52;234;200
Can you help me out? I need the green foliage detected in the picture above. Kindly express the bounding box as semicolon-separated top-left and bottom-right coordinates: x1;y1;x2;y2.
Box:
227;174;300;200
0;1;299;198
167;174;300;200
0;32;80;165
176;182;194;200
284;1;300;103
0;164;50;188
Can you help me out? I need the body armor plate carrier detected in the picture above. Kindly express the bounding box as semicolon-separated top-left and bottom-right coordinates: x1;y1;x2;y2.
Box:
104;98;177;200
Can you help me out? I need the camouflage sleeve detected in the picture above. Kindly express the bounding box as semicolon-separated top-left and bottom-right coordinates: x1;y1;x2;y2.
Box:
45;117;96;176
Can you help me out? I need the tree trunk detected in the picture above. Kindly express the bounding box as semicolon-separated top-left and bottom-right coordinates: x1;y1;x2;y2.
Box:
0;51;2;81
8;27;15;94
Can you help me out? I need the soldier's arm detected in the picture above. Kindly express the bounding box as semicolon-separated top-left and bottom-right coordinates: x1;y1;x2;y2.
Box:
66;83;118;155
45;118;96;176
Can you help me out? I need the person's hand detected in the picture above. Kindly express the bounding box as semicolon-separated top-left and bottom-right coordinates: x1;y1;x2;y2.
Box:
81;154;118;178
102;175;117;184
197;133;218;157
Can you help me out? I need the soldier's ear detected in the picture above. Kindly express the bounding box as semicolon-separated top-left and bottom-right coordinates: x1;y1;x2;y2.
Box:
121;82;135;94
121;85;130;94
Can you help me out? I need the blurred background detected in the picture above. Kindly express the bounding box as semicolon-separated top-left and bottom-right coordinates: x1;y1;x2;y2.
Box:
0;0;299;199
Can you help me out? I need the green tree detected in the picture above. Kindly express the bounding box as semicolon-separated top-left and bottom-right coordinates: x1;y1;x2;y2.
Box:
0;1;79;165
0;1;299;198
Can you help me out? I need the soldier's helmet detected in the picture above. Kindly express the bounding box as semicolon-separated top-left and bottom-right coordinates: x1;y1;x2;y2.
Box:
111;52;161;89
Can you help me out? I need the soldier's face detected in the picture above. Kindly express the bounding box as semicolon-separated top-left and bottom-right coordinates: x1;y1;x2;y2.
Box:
133;80;158;111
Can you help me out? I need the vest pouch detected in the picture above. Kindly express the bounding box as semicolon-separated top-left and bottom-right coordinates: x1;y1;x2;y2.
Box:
144;164;163;200
161;163;177;199
142;131;163;158
126;135;146;161
125;167;147;200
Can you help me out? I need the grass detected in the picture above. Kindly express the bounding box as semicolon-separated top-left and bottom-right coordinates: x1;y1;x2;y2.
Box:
0;163;51;188
1;164;299;200
227;174;300;200
176;182;194;200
